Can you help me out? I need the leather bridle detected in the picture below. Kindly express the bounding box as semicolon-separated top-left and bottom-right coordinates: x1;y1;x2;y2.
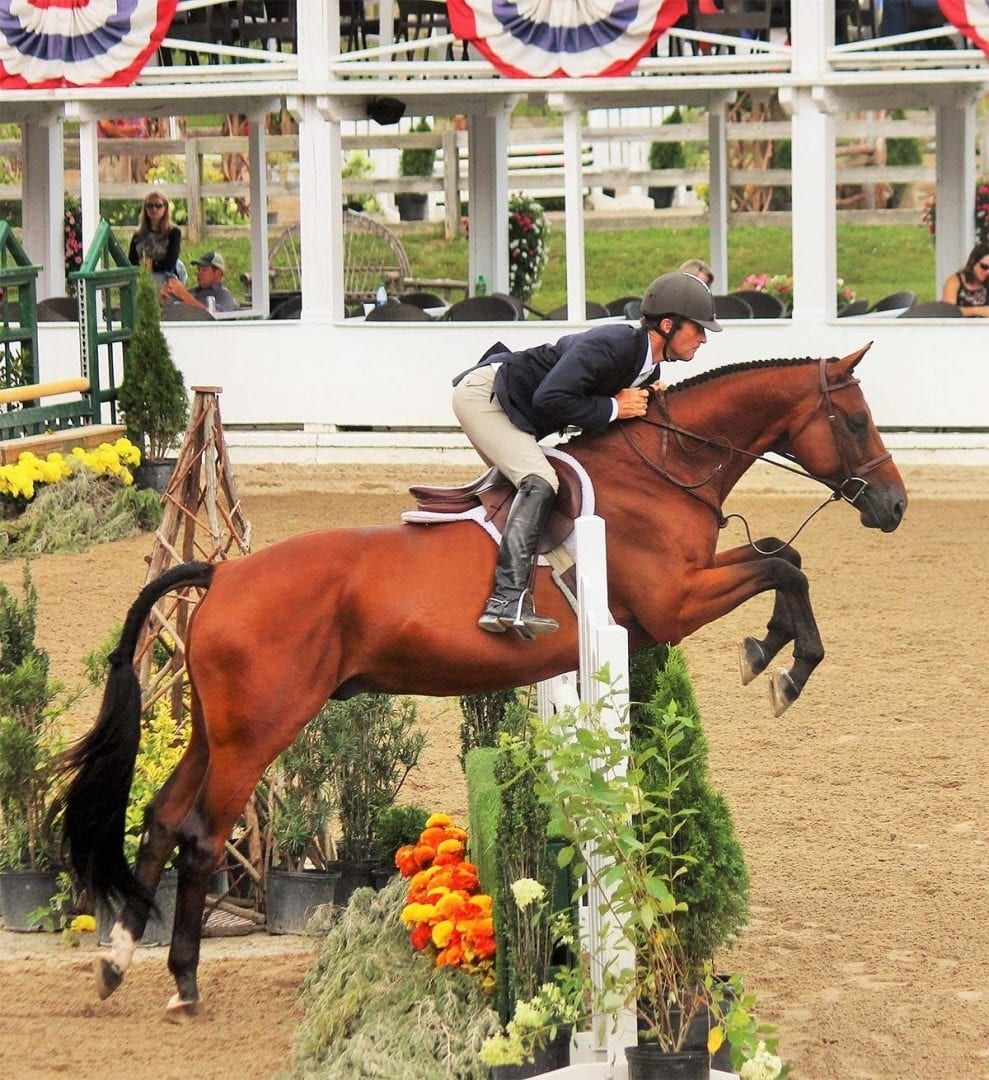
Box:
618;356;893;553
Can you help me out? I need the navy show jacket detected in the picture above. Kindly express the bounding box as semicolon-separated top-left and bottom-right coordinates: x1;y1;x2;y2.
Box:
454;323;654;439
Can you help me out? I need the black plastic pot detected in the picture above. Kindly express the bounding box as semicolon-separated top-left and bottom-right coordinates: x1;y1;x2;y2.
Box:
370;862;397;890
0;869;61;932
396;191;428;221
648;186;675;209
133;458;177;495
625;1043;709;1080
265;867;340;934
328;859;376;907
97;870;178;947
491;1026;571;1079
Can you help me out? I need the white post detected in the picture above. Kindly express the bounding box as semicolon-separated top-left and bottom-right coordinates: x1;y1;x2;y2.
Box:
246;113;270;317
935;95;976;296
468;105;511;294
563;104;587;320
787;0;836;321
21;114;65;298
77;118;101;262
707;99;729;292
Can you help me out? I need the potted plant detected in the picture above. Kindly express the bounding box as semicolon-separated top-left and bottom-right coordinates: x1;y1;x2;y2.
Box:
396;118;436;221
117;264;189;494
264;702;341;934
371;802;430;887
648;107;686;209
0;565;80;930
323;692;425;905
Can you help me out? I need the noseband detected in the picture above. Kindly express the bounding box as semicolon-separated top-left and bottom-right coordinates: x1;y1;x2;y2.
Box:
782;356;892;506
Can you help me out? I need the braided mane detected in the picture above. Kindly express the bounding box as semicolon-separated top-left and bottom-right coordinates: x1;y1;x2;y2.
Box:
668;355;833;395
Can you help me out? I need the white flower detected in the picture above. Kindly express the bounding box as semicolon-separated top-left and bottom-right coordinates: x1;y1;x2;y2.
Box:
511;877;546;909
739;1041;783;1080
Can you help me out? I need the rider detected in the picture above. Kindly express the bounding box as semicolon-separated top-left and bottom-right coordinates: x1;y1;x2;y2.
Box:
452;271;721;640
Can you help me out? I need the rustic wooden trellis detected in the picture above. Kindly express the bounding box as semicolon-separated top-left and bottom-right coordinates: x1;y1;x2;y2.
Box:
133;386;263;915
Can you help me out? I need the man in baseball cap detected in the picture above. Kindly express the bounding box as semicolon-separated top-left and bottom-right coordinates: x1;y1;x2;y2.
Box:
160;250;238;313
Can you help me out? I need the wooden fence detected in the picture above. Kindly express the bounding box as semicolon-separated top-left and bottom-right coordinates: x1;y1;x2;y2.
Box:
1;114;986;239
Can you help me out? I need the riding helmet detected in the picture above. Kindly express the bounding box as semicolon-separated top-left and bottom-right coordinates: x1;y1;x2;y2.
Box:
640;272;722;332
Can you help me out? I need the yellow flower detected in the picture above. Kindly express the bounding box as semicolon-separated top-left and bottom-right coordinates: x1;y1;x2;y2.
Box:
70;914;96;933
425;812;453;828
431;919;454;948
708;1026;725;1054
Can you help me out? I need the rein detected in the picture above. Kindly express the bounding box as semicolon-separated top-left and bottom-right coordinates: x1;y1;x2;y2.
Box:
619;356;891;555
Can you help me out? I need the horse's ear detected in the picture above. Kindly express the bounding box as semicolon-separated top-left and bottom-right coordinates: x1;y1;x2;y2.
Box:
832;342;872;377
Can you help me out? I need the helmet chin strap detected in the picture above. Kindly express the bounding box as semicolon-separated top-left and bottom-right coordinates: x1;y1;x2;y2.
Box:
656;315;684;363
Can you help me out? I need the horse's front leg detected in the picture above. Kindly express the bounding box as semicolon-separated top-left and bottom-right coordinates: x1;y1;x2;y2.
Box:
679;550;823;716
714;539;803;687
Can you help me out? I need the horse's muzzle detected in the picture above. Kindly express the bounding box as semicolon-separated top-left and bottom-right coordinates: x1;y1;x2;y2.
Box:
857;481;907;532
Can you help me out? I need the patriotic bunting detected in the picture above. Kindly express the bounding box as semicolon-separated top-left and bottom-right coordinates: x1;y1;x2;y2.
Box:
0;0;178;89
937;0;989;54
446;0;688;78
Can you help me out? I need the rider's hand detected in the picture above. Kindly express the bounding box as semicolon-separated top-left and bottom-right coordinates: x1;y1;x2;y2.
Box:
650;380;668;393
614;387;649;420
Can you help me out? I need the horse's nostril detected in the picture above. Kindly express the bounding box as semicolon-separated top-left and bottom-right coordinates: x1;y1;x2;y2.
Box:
893;499;905;523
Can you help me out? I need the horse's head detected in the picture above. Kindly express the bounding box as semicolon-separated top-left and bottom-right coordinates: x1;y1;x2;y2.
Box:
784;344;907;532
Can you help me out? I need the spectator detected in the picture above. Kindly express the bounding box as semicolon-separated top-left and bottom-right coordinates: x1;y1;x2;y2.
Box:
679;258;714;287
941;242;989;317
160;251;238;313
129;192;181;288
881;0;944;38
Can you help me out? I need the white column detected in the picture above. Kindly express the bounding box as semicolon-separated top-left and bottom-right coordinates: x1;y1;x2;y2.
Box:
298;0;332;79
77;119;101;263
246;114;270;316
935;96;976;295
21;115;65;298
563;105;587;319
707;100;729;292
467;105;510;294
293;96;342;319
788;1;835;321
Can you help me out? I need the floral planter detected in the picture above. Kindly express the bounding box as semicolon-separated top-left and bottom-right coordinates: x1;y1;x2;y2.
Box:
97;870;178;947
396;192;428;221
0;869;61;932
328;859;376;907
625;1043;709;1080
265;867;340;935
491;1026;571;1079
133;458;177;495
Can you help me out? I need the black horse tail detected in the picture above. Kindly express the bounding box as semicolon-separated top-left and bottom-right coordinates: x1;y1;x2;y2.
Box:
58;561;215;911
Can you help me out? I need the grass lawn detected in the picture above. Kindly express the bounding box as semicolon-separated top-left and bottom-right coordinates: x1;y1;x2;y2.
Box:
187;221;938;312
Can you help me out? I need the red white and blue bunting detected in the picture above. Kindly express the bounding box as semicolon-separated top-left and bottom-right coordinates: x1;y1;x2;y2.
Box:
938;0;989;54
0;0;177;89
447;0;688;78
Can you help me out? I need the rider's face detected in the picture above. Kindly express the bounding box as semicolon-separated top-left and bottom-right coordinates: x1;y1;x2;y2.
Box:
665;318;707;361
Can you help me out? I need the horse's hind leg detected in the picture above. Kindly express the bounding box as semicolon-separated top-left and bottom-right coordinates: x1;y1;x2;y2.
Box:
715;541;802;685
96;715;209;1001
165;742;288;1017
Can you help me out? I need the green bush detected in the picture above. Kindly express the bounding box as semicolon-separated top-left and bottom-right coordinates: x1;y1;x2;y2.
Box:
648;107;686;171
885;110;923;209
400;118;437;178
458;688;518;769
372;803;430;865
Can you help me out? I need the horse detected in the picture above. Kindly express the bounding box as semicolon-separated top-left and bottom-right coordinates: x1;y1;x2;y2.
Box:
59;344;906;1016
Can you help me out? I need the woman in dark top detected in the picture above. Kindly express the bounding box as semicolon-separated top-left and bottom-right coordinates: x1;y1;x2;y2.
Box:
941;241;989;317
129;192;181;288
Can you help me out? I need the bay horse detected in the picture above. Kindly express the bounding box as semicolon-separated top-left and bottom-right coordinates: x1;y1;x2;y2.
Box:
59;345;905;1016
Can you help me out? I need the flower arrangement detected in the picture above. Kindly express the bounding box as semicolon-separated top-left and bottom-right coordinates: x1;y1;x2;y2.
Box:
508;194;550;302
921;177;989;245
64;197;83;287
479;876;581;1068
741;272;856;311
0;438;140;504
397;812;496;983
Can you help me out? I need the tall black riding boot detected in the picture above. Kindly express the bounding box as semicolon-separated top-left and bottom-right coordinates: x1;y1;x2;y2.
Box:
478;474;560;640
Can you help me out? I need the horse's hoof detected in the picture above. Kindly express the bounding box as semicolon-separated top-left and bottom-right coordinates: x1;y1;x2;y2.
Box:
94;957;124;1000
738;637;766;686
165;993;200;1021
770;668;800;717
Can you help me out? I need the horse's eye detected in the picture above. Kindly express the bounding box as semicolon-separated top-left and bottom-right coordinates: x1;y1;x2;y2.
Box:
845;412;868;434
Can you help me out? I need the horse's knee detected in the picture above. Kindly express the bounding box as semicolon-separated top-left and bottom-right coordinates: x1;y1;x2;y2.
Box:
759;538;802;568
175;814;222;880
